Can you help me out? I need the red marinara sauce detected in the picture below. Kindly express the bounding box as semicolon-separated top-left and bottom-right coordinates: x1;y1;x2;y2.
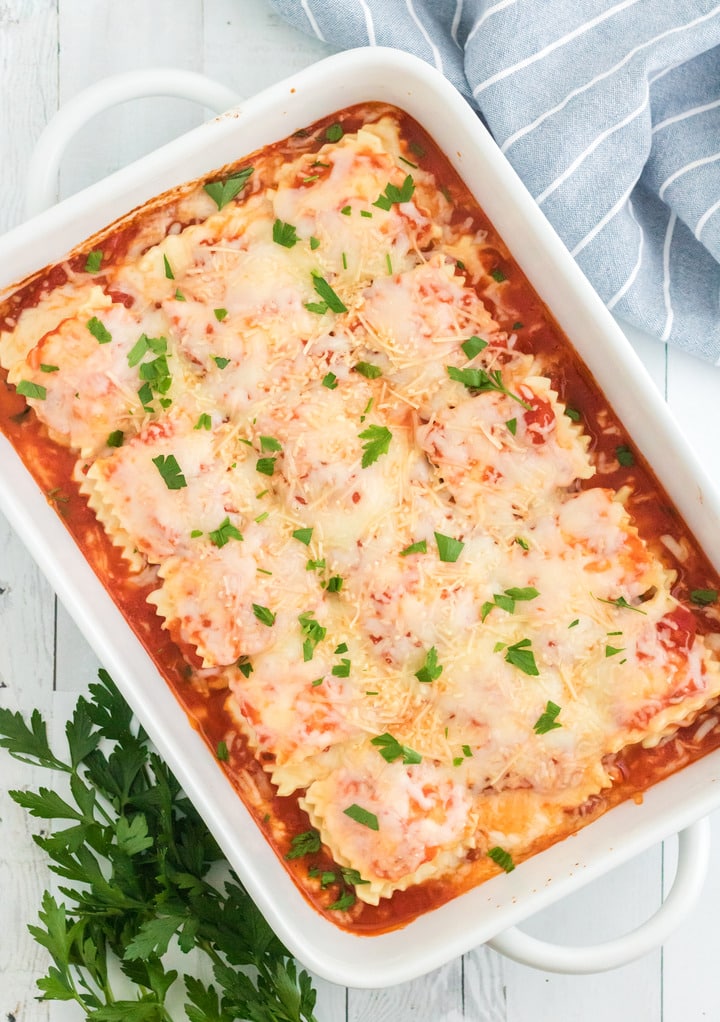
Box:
2;102;720;935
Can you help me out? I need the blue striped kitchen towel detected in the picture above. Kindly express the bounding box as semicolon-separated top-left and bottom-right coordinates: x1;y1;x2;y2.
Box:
269;0;720;363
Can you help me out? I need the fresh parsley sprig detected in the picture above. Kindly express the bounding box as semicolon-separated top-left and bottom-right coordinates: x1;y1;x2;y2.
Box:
0;670;319;1021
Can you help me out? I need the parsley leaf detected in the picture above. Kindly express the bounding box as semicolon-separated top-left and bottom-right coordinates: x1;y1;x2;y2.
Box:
252;603;276;627
373;173;415;210
151;454;187;490
85;250;103;273
0;670;321;1020
208;517;243;548
311;273;347;314
488;845;515;873
503;638;539;676
533;701;562;734
371;732;422;765
285;829;322;860
16;379;47;400
358;424;392;468
343;803;379;830
434;531;464;563
273;218;299;248
203;167;254;210
353;361;382;379
414;646;443;684
400;540;427;557
447;364;532;409
87;316;112;344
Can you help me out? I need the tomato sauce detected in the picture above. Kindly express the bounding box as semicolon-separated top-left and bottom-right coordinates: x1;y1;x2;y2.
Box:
2;102;720;935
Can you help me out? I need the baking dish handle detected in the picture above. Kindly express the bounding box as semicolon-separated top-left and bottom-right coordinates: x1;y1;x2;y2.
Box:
486;817;710;973
25;69;241;219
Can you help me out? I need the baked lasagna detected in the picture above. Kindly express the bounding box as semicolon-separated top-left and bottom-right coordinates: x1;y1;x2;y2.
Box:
2;103;720;927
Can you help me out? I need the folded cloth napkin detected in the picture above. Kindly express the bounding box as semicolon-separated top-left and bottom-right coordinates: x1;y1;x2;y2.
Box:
269;0;720;363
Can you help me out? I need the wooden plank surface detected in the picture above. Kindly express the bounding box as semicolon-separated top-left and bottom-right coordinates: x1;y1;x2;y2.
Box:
1;2;720;1019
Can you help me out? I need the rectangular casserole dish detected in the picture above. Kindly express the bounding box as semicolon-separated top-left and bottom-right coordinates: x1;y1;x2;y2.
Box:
1;47;720;986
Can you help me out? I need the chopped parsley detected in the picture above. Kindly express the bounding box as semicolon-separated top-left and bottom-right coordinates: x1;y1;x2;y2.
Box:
292;527;313;546
595;594;646;614
106;430;124;448
605;644;626;658
415;646;443;684
163;254;174;279
203;167;253;210
322;371;338;389
216;740;229;762
325;575;344;593
358;424;392;468
461;335;488;359
214;307;228;321
39;363;59;373
447;364;531;409
311;273;347;314
212;355;230;369
490;268;507;283
331;658;351;678
325;122;344;142
87;316;112;344
237;657;253;678
616;444;635;466
256;457;277;477
208;517;243;548
127;333;167;368
533;701;562;734
565;406;581;422
194;413;212;431
371;732;422;765
16;380;47;400
400;539;427;557
252;604;276;627
151;453;187;490
506;417;517;435
434;531;464;563
299;612;326;662
309;236;320;251
481;586;539;621
353;361;382;379
488;845;515;873
691;588;719;606
503;638;539;676
260;435;282;453
373;173;415;211
285;828;321;860
343;804;379;831
84;250;103;273
272;218;298;248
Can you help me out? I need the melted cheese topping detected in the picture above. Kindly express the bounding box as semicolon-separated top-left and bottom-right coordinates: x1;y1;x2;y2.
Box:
3;110;720;907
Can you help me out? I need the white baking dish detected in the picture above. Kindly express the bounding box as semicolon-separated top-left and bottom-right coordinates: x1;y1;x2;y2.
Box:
1;48;719;986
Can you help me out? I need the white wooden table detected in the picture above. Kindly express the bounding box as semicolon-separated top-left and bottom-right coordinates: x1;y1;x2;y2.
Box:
2;2;720;1019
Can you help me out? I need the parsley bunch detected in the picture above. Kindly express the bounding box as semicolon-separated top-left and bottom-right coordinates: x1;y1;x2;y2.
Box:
0;670;318;1022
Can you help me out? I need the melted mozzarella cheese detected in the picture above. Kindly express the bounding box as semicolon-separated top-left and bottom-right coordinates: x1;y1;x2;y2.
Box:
5;108;720;905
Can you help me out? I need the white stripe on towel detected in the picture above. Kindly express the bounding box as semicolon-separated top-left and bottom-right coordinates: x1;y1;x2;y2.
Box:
535;86;648;205
358;0;377;44
472;0;643;97
696;196;720;241
571;179;635;258
301;0;325;40
652;96;720;134
607;199;644;311
467;0;519;47
660;212;677;342
406;0;444;72
659;150;720;201
501;8;720;155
